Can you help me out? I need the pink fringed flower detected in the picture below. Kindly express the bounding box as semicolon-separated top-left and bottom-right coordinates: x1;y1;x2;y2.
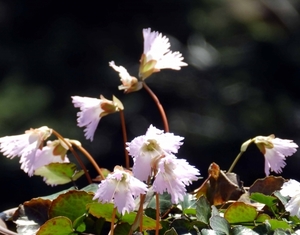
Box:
93;166;148;215
139;28;187;80
31;140;70;176
109;61;142;93
0;126;52;176
127;125;199;203
254;135;298;176
153;155;200;204
72;95;119;141
126;124;184;181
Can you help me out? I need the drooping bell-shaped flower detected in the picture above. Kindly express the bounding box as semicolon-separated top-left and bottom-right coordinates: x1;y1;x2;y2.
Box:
126;124;184;181
93;166;148;215
0;126;52;175
72;95;120;141
153;154;200;204
109;61;142;93
139;28;187;80
30;139;70;176
253;135;298;176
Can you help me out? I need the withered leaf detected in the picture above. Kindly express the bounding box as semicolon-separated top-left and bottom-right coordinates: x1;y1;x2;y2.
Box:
194;162;245;205
249;176;286;195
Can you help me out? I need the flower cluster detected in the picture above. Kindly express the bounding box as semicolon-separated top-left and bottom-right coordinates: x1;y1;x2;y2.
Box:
1;27;300;235
0;126;69;176
127;125;200;204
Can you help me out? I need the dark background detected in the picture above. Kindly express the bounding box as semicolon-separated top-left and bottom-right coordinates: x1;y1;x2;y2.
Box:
1;0;300;211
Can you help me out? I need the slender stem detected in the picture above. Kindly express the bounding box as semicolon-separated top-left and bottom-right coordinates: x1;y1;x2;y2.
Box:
143;82;169;132
227;151;245;173
110;207;117;235
52;129;92;184
119;110;130;169
128;194;146;235
155;193;160;235
74;144;106;180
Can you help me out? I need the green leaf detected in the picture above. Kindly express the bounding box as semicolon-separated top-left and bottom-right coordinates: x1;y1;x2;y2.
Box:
169;218;194;235
120;211;160;230
250;192;277;208
34;163;84;185
274;190;289;206
183;208;196;215
114;223;131;235
87;202;118;222
147;192;173;216
49;190;94;222
37;216;77;235
224;202;257;224
179;193;197;211
267;219;291;231
288;215;300;224
255;213;271;223
196;195;211;224
232;225;259;235
164;227;178;235
73;213;87;232
209;215;230;235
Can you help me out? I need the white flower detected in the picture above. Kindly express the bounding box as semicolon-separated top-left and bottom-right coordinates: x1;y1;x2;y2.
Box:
153;155;200;204
126;124;184;181
254;135;298;176
139;28;187;80
280;179;300;218
31;140;70;176
109;61;142;93
93;166;148;215
72;95;118;141
0;126;52;176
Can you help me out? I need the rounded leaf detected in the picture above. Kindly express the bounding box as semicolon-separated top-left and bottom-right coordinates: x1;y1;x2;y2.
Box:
49;190;94;222
224;202;257;224
37;216;76;235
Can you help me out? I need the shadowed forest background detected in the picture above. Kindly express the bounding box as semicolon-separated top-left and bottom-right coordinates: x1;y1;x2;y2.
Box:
1;0;300;211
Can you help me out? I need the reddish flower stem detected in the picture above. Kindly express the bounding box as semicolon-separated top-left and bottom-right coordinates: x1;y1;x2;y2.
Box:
119;110;130;169
52;129;92;184
128;194;146;235
110;207;117;235
143;82;169;132
74;144;106;180
227;151;244;173
155;193;160;235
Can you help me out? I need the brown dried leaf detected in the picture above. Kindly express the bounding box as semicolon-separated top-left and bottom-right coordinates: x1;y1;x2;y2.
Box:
249;176;286;195
194;162;245;205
